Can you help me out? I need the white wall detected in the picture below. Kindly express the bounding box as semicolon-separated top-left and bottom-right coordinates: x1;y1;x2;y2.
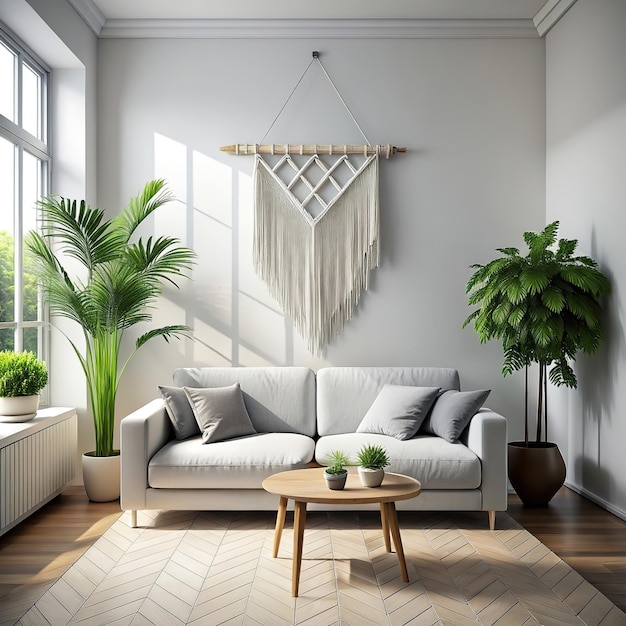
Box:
546;0;626;516
96;36;546;440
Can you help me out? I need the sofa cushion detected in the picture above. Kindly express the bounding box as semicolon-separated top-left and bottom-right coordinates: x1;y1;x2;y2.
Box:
317;367;461;436
315;433;481;490
184;384;257;444
356;384;440;440
422;389;491;443
173;367;316;436
159;385;201;440
148;432;315;489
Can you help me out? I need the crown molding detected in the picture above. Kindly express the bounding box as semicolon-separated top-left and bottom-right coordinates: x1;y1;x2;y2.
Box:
64;1;583;40
67;0;105;35
534;0;578;36
95;18;538;39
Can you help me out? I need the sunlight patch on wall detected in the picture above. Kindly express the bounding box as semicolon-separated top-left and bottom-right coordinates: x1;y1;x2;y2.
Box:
154;133;186;203
238;345;275;367
239;291;287;364
152;131;303;366
191;317;231;366
194;151;232;227
150;295;188;359
192;206;232;329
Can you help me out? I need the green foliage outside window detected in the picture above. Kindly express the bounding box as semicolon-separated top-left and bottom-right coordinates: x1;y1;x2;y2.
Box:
0;230;40;353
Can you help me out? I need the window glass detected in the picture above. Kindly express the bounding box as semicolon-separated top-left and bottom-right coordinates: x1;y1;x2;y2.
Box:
0;135;15;328
0;27;49;363
22;150;42;322
22;62;42;139
0;327;13;352
22;326;38;354
0;41;15;122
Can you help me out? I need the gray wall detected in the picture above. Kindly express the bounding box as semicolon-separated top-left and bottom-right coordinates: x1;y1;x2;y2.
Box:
1;0;550;490
6;0;625;518
95;37;546;436
546;0;626;516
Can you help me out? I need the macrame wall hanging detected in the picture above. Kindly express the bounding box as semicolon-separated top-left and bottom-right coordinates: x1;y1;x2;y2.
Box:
221;52;405;355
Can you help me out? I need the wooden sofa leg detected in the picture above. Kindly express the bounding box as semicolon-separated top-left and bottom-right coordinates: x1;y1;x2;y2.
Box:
488;510;496;531
131;510;137;528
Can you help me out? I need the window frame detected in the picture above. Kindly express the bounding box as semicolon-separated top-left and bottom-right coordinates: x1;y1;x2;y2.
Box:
0;21;51;372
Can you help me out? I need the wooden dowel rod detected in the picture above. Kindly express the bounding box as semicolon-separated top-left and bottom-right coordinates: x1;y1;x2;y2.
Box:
220;144;406;157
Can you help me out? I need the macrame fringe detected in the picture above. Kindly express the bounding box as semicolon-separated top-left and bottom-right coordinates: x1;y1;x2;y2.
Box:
253;155;379;355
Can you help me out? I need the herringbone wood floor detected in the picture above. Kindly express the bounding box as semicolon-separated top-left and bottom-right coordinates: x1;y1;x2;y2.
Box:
0;487;625;625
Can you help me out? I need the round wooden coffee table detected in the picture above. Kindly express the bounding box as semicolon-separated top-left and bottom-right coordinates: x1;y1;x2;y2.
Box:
262;467;421;597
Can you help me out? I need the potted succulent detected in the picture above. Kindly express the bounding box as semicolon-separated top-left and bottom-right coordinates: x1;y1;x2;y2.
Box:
0;350;48;422
25;179;195;502
356;444;390;487
463;221;610;505
323;450;351;490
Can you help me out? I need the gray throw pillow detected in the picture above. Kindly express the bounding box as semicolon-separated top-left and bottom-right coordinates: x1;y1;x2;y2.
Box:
356;384;441;440
422;389;491;443
184;383;257;444
159;385;200;440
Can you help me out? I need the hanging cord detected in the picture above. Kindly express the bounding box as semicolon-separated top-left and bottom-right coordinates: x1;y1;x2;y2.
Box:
314;53;371;146
260;51;371;146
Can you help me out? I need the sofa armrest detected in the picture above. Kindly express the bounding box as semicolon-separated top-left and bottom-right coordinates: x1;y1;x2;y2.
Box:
465;409;508;511
120;398;172;512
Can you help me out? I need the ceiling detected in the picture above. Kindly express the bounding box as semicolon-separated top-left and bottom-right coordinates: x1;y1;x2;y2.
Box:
89;0;549;21
67;0;575;38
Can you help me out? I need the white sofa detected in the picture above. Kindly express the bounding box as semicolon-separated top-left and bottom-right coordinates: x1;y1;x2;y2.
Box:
121;366;507;529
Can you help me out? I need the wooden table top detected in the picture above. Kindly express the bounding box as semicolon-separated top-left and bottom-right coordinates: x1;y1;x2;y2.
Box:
262;467;421;505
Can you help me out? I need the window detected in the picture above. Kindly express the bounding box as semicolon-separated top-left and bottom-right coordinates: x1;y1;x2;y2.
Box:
0;23;50;359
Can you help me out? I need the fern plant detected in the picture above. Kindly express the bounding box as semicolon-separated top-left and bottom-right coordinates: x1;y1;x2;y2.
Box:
25;180;196;457
463;221;610;445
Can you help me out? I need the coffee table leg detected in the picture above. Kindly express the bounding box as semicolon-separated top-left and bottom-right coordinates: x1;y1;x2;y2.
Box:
386;502;409;583
380;503;392;552
272;496;288;558
292;501;307;597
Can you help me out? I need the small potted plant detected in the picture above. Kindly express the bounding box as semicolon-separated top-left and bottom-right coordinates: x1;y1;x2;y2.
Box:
356;444;390;487
0;350;48;422
323;450;351;490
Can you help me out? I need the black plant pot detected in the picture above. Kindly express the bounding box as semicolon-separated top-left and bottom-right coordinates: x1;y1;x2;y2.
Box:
508;441;566;506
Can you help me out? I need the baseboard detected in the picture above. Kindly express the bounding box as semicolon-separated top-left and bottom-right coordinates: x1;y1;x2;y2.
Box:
507;479;626;522
565;480;626;522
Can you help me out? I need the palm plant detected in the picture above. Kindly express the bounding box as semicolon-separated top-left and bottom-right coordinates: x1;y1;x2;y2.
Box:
463;221;610;445
25;180;195;457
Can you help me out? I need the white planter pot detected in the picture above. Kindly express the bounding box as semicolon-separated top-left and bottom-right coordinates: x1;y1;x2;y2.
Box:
0;394;39;422
82;452;121;502
358;466;385;488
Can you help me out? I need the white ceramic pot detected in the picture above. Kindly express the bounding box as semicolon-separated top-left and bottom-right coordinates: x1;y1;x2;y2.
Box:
0;395;39;422
358;466;385;488
82;452;121;502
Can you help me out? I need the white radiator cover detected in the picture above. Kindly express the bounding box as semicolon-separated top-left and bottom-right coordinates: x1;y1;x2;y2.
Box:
0;408;77;535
